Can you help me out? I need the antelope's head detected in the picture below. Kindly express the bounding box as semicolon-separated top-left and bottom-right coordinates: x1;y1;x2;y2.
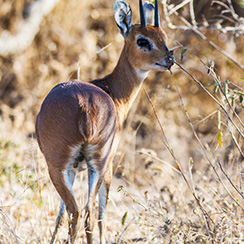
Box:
114;0;175;73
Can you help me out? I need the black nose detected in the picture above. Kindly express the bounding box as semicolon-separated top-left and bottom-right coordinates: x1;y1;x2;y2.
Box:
168;50;174;56
166;50;175;69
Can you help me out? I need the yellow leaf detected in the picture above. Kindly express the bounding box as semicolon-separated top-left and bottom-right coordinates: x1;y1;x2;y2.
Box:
217;130;223;147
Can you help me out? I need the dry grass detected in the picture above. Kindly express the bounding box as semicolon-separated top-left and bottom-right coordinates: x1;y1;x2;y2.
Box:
1;0;244;243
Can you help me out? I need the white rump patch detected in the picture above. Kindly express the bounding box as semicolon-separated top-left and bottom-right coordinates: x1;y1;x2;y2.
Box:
69;145;87;173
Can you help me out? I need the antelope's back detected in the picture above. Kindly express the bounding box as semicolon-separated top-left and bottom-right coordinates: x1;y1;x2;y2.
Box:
35;81;117;168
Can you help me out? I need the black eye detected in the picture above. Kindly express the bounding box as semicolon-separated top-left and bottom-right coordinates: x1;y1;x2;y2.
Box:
137;38;151;51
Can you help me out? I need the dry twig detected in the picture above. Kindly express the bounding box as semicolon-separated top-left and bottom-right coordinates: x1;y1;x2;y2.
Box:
143;84;215;239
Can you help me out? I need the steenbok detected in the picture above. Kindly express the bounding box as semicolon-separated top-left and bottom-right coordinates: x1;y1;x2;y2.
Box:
36;0;174;243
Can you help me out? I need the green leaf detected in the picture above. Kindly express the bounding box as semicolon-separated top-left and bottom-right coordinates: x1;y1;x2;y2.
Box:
213;83;218;94
240;95;243;103
223;81;228;95
180;48;187;62
241;78;244;82
121;212;127;226
226;80;231;84
231;95;235;107
117;185;124;192
236;91;244;96
239;95;244;108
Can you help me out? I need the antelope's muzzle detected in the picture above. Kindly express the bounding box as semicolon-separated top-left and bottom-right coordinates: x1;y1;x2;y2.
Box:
166;50;175;71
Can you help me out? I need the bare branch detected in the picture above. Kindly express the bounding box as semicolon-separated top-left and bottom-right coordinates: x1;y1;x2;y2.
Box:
0;209;20;244
162;1;244;34
173;12;244;70
208;64;244;130
167;0;191;16
189;0;197;27
212;0;239;21
217;160;244;200
174;61;244;138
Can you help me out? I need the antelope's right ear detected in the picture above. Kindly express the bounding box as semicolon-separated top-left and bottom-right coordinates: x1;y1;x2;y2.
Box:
114;0;132;38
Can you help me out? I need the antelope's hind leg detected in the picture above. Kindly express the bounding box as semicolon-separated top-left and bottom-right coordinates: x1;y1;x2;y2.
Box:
84;148;114;244
85;163;101;244
48;165;78;244
50;199;65;244
98;164;112;244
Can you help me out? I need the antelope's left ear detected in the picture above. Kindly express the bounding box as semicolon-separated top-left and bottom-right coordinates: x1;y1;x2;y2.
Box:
114;0;132;38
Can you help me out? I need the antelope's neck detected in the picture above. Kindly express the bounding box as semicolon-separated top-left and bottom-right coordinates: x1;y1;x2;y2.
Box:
93;45;149;128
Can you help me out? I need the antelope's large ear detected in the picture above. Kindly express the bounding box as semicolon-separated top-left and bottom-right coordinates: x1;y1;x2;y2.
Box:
143;1;154;26
114;0;132;38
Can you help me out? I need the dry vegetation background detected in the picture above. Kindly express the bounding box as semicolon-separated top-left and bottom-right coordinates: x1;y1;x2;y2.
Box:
0;0;244;243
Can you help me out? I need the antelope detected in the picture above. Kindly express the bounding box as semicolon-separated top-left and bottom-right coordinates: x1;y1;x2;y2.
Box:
35;0;174;243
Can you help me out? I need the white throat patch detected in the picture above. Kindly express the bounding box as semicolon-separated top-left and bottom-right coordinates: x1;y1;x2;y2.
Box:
135;68;150;80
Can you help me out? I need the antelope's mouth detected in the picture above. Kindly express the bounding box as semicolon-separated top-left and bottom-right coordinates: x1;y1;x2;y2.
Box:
156;56;175;71
156;61;174;69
